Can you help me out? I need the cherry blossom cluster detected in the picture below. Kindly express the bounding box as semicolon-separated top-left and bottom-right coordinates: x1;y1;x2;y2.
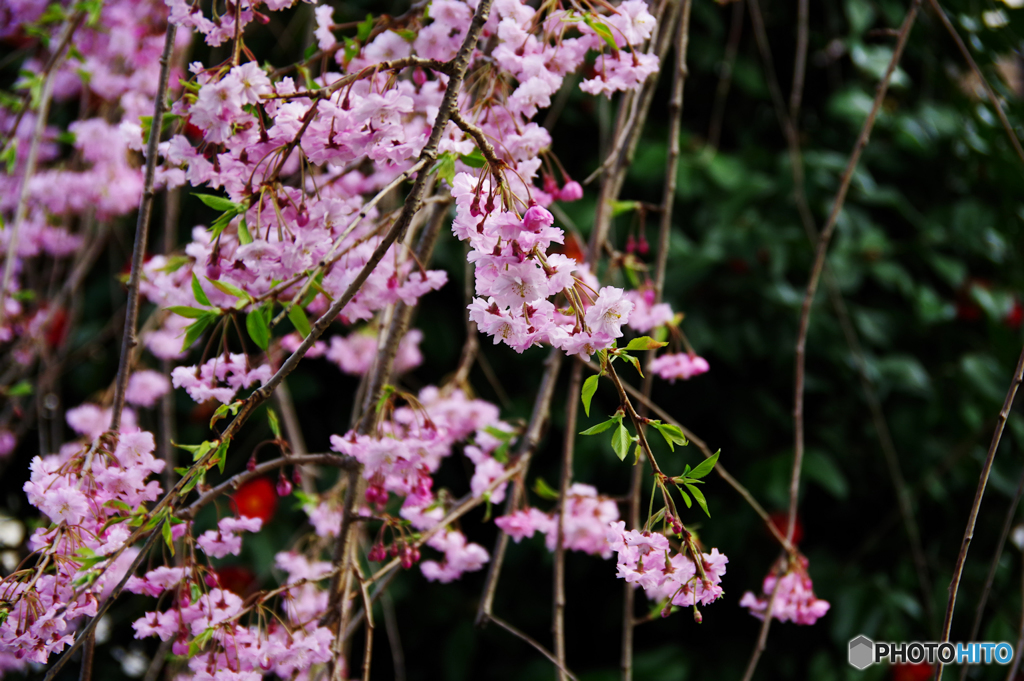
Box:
606;521;728;616
327;386;506;583
495;484;620;557
0;430;165;670
739;555;831;625
0;0;190;456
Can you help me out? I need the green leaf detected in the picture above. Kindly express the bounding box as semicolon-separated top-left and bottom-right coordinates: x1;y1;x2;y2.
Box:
651;422;688;451
429;152;457;186
206;277;249;302
610;200;639;217
189;628;215;657
267;408;282;439
583;15;618;52
580;418;616;436
181;313;216;351
166;305;208;319
246;308;271;351
193;193;241;212
161;518;175;555
533;477;560;500
357;13;374;42
685;483;710;517
687;450;720;479
237;218;253;245
624;336;668;352
611;423;631;461
288;305;312;337
7;381;32;397
459;148;487;168
677;486;693;509
622;353;643;377
581;374;599;417
192;273;211;307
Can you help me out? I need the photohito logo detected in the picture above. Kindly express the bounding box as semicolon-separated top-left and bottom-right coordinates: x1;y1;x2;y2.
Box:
848;636;1014;669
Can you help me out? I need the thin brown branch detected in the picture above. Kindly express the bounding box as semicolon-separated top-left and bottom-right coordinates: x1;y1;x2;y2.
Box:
706;0;744;151
936;344;1024;681
926;0;1024;166
487;614;580;681
624;5;690;677
554;360;583;680
0;14;82;325
740;570;784;681
180;453;357;520
789;0;920;553
960;465;1024;681
109;24;178;431
476;348;564;625
790;0;809;121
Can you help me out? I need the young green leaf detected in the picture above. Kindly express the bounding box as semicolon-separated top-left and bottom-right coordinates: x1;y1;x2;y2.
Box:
166;305;208;319
192;273;211;306
611;423;631;461
181;313;216;351
686;483;710;517
624;336;669;352
580;417;616;436
459;148;487;168
193;193;240;212
687;450;720;479
246;308;271;351
533;477;560;500
677;486;693;509
357;13;375;42
7;381;32;397
652;422;688;451
288;305;312;337
581;374;600;417
207;277;249;302
161;518;175;555
267;407;282;439
237;218;253;245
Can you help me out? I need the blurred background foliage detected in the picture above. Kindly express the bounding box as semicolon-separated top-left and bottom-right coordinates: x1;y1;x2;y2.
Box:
5;0;1024;678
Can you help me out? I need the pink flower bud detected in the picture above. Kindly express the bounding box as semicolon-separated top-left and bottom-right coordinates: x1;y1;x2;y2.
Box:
522;205;554;232
413;68;427;86
276;472;292;497
558;181;583;202
246;454;257;473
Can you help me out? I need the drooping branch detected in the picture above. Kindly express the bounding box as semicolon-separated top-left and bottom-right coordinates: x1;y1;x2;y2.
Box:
109;24;178;431
935;344;1024;681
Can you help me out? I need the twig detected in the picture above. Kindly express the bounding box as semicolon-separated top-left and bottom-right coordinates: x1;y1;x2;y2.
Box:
623;5;690;679
789;0;920;566
109;24;178;431
0;14;82;325
1007;557;1024;681
706;0;744;151
554;360;582;681
926;0;1024;166
381;590;406;681
740;571;784;681
180;453;357;519
790;0;809;121
487;614;580;681
476;348;564;624
751;0;934;625
936;344;1024;681
960;466;1024;681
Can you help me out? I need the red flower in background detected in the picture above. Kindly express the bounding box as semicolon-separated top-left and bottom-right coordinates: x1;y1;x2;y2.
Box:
768;511;803;545
215;565;256;596
231;476;277;523
891;662;933;681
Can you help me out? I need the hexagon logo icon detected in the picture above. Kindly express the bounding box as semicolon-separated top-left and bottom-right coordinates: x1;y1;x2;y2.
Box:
849;635;874;670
